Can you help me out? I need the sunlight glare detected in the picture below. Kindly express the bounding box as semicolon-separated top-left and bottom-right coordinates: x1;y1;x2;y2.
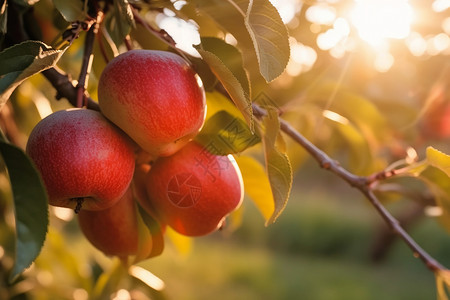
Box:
270;0;302;24
52;206;75;221
406;32;427;56
157;15;200;56
316;18;350;52
443;17;450;35
432;0;450;12
286;38;317;76
323;110;350;125
129;265;166;291
306;4;336;25
374;52;394;72
350;0;414;46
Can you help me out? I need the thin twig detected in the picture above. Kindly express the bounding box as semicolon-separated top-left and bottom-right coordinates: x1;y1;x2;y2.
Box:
76;22;99;108
252;102;447;273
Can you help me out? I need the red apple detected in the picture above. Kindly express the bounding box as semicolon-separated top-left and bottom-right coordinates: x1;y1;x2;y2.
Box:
144;141;244;236
77;186;148;258
26;108;135;211
98;49;206;157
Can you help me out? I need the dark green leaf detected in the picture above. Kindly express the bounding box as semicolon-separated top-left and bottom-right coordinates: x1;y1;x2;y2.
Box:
0;0;7;35
53;0;88;22
195;38;253;129
245;0;290;82
0;140;48;282
196;110;260;155
104;0;135;48
260;108;292;224
0;41;65;109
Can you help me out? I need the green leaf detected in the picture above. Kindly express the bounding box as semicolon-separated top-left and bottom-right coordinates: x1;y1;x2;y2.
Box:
323;112;373;174
104;0;135;48
245;0;290;82
426;146;450;177
260;108;292;224
420;167;450;233
196;110;260;155
191;0;265;88
0;41;66;110
53;0;88;22
195;38;253;129
200;37;250;97
134;205;164;264
0;139;48;282
235;155;274;225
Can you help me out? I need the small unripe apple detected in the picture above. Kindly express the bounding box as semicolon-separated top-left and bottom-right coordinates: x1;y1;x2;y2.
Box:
26;109;135;211
77;186;150;258
144;142;244;236
98;49;207;157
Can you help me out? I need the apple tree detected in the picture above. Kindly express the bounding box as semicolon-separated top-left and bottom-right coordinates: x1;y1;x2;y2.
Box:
1;0;450;299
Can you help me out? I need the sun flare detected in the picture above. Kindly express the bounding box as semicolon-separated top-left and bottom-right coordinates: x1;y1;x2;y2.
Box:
350;0;414;46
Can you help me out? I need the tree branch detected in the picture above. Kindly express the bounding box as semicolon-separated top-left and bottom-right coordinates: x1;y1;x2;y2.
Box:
41;68;100;111
252;102;447;273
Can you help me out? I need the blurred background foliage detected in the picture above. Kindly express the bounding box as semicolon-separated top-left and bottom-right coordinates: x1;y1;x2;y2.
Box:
1;0;450;299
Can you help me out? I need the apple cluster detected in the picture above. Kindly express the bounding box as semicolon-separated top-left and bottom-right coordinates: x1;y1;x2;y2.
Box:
26;50;244;260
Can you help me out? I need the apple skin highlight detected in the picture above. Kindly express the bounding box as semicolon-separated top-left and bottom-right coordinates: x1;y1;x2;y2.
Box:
98;49;207;157
144;142;244;237
26;109;136;211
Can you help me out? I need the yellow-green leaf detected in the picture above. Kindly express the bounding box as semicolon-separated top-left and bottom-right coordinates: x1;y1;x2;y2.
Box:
235;155;274;225
166;227;192;257
420;167;450;232
245;0;290;82
436;270;450;300
260;108;292;224
426;146;450;178
195;38;253;129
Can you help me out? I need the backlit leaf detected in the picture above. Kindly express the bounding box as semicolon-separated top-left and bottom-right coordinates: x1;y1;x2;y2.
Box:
420;167;450;233
165;227;192;256
245;0;290;82
426;146;450;178
134;205;164;264
0;138;48;282
0;41;66;110
195;38;253;129
235;155;274;225
195;110;260;155
260;108;292;224
436;270;450;300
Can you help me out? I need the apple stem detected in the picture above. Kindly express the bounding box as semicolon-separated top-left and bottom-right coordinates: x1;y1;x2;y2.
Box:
74;198;85;214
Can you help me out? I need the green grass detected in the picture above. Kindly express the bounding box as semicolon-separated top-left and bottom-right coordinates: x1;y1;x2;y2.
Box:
141;238;435;300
